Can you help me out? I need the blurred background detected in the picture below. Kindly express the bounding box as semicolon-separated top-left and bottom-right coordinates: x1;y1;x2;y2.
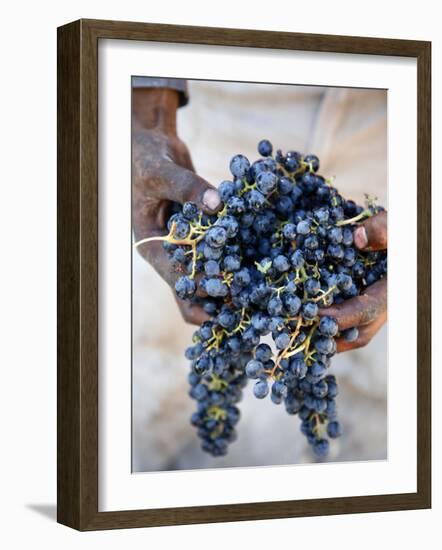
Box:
132;80;387;472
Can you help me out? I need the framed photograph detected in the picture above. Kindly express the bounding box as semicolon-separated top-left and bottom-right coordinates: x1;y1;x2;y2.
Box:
57;19;431;530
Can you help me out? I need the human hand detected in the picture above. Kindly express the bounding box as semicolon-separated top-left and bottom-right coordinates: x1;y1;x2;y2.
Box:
132;88;221;325
320;211;387;352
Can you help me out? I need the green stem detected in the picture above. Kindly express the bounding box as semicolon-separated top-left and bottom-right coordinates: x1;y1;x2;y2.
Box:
336;208;372;226
312;285;337;303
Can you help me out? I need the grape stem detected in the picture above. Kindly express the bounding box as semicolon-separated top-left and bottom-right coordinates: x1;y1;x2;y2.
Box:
229;308;249;335
284;320;319;360
312;285;337;303
133;221;205;280
268;316;303;377
311;412;328;437
208;375;228;392
133;221;202;248
206;327;227;351
206;405;227;422
336;208;372;226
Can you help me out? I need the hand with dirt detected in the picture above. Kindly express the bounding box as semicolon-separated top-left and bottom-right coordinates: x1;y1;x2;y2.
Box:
132;87;221;325
320;211;387;352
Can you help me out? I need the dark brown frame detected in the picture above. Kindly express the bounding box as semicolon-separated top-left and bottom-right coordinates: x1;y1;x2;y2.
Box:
57;18;431;531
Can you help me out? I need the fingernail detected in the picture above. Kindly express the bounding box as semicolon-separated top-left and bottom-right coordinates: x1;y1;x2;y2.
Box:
354;227;368;249
202;189;221;211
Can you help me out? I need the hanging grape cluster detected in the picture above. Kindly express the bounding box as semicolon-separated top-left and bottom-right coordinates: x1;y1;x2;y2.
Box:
136;140;387;459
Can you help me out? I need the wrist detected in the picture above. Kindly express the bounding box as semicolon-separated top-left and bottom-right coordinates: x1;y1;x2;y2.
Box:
132;88;179;135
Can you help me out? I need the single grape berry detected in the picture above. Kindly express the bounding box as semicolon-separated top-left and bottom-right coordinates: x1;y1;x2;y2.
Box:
318;316;339;337
205;226;228;249
278;177;293;195
296;219;311;235
313;438;329;457
256;171;278;195
218;180;236;202
223;254;241;272
204;260;220;277
230;154;250;178
273;255;290;273
175;276;196;299
285;155;299;172
274;331;291;349
205;278;229;297
182;201;199;220
245;359;264;379
255;343;272;362
253;380;269;399
302;302;319;321
291;358;308;379
327;421;342;438
248;189;266;211
258;139;273;157
337;273;353;291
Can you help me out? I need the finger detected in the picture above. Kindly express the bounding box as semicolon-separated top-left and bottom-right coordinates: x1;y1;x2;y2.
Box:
353;210;387;251
132;195;172;242
135;240;180;288
134;229;208;325
172;139;196;172
176;297;210;326
134;239;207;299
319;278;387;331
142;160;222;215
336;310;387;352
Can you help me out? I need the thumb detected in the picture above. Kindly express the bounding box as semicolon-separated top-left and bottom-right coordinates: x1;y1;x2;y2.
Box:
149;160;222;215
353;210;387;251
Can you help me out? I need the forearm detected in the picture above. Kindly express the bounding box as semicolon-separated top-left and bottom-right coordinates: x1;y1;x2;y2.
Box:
132;88;179;135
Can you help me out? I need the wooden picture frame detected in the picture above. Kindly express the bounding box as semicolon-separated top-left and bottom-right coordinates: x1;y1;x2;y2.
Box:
57;18;431;530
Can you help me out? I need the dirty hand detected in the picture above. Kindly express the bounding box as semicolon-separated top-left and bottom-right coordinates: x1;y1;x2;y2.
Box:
320;211;387;352
132;87;221;324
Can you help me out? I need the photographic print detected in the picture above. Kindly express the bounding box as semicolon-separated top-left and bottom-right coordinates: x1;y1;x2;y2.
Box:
57;19;430;530
131;78;388;473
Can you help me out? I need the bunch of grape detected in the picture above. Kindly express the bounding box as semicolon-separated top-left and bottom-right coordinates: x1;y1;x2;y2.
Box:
137;140;387;459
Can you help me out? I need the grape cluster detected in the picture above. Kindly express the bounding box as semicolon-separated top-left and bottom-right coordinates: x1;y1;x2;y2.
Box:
137;140;387;459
